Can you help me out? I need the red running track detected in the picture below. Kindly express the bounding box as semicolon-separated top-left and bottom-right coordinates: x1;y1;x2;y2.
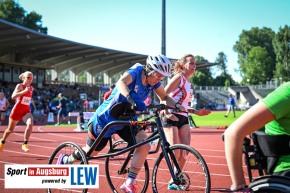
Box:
0;125;244;193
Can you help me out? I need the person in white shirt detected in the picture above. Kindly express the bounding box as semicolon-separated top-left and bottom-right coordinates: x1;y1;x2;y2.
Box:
162;54;210;190
0;91;9;125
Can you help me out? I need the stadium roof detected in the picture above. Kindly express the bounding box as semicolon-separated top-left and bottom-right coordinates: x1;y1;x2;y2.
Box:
0;19;215;77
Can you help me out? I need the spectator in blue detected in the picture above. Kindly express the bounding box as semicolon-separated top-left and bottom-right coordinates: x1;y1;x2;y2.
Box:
55;93;70;125
30;98;36;114
225;93;236;118
189;94;199;128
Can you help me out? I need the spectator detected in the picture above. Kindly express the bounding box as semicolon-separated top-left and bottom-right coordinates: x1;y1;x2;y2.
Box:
30;98;36;115
144;95;152;106
190;94;197;109
189;94;199;128
89;100;94;111
0;71;35;152
83;99;89;112
225;93;236;117
143;95;153;131
55;93;70;125
0;91;9;125
103;84;115;101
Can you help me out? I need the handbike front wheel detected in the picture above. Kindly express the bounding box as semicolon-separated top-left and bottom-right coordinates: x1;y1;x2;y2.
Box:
105;140;150;193
249;175;290;193
47;142;88;193
152;144;211;193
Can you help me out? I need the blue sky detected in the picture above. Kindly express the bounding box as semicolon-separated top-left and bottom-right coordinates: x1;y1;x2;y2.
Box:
17;0;290;82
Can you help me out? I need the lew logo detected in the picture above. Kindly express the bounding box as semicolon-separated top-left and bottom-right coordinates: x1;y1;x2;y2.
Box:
5;164;99;189
70;167;98;186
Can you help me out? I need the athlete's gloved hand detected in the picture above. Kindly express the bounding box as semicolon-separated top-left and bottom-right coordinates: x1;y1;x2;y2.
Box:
131;114;139;121
127;91;146;112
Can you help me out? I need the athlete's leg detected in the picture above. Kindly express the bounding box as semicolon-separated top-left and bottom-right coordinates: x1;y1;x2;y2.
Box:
178;124;191;168
130;130;151;168
1;117;18;142
0;117;19;151
22;113;33;142
59;123;106;164
0;111;6;124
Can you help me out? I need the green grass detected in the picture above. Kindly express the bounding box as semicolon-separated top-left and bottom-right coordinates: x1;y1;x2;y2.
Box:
45;123;78;127
44;111;245;127
191;111;245;127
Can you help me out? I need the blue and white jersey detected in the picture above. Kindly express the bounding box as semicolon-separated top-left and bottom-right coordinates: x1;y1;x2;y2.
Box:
88;63;161;138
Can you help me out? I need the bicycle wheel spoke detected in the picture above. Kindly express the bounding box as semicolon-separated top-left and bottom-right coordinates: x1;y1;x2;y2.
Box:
47;142;88;193
152;144;210;193
105;140;149;193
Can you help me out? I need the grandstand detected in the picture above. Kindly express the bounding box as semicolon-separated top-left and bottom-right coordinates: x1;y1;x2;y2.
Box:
0;19;214;87
0;19;279;120
193;83;278;111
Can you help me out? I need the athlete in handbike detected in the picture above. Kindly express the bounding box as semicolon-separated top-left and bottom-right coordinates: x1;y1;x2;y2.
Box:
56;54;184;193
224;82;290;192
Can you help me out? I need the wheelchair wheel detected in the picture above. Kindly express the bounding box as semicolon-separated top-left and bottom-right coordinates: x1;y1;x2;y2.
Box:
152;144;211;193
47;142;88;193
105;140;150;193
249;175;290;192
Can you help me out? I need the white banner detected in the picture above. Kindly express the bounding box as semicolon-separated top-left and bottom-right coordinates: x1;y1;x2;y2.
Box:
5;164;99;189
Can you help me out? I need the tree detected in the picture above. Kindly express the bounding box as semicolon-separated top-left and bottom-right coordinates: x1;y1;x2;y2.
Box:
215;51;228;75
210;52;236;87
190;55;213;86
272;25;290;81
190;70;210;86
243;46;273;85
213;72;236;87
215;52;235;86
0;0;47;33
233;27;275;83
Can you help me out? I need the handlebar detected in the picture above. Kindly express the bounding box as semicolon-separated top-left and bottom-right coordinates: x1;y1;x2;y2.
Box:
114;103;186;121
147;104;186;113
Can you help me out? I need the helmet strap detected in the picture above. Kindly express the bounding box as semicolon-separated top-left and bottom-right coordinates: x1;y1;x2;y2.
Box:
147;70;155;76
142;69;149;85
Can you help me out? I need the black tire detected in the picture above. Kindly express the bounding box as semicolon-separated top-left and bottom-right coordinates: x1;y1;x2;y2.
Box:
152;144;211;193
105;140;150;193
47;142;88;193
249;175;290;192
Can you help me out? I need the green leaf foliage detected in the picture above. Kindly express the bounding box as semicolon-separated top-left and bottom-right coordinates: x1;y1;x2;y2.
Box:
0;0;47;33
233;27;275;84
272;25;290;81
244;46;273;84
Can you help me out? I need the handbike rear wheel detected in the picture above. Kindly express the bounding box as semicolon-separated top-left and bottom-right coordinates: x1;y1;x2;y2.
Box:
249;175;290;192
47;142;88;193
152;144;211;193
105;140;150;193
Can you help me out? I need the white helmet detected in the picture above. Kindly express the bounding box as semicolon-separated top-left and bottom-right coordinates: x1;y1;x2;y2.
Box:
146;54;172;77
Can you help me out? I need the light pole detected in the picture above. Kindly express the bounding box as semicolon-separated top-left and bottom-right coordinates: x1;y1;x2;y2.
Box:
247;79;250;86
161;0;166;55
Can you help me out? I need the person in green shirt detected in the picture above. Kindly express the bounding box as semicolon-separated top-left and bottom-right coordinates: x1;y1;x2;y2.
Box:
224;82;290;192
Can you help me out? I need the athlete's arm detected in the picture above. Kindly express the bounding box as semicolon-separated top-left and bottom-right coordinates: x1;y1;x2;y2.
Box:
116;72;133;98
164;74;181;94
188;108;211;116
224;101;275;190
154;85;184;111
11;84;29;100
5;97;10;108
56;99;62;109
